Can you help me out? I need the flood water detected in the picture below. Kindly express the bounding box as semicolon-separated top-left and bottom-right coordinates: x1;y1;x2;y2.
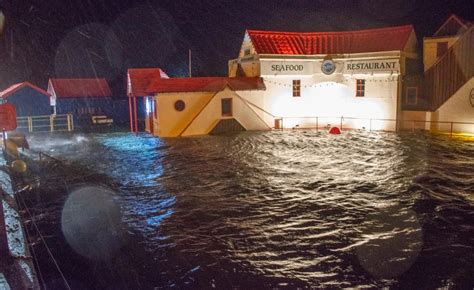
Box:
22;130;474;289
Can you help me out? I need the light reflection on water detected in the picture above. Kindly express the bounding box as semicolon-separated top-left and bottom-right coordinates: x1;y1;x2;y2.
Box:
26;130;474;289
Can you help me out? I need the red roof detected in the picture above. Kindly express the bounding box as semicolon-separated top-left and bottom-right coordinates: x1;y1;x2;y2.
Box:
146;77;266;93
49;78;112;98
0;82;50;99
127;68;169;97
247;25;414;55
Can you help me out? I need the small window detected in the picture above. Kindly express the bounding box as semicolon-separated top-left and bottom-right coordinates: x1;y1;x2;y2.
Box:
221;98;232;117
437;42;448;57
244;48;251;56
174;100;185;111
356;79;365;97
406;87;418;105
293;80;301;97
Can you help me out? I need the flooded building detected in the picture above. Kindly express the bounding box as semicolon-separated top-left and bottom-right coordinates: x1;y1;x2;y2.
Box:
48;78;113;125
127;68;169;134
142;76;266;137
229;25;419;131
0;82;51;116
134;19;473;137
401;15;474;134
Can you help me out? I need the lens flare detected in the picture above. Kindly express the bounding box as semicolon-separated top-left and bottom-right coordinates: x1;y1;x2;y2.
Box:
61;185;126;261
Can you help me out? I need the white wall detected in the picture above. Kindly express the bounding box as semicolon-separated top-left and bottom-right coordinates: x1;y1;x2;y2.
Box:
179;88;269;137
434;78;474;134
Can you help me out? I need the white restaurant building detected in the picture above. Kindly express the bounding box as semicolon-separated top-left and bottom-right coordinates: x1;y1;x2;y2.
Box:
228;25;418;131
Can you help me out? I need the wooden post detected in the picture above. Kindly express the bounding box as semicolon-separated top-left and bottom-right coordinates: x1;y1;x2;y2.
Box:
28;117;33;132
316;117;318;131
369;119;372;132
50;115;54;132
412;120;415;133
67;115;71;131
340;117;343;131
450;122;453;137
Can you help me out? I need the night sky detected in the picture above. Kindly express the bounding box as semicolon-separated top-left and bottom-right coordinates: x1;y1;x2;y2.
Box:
0;0;472;97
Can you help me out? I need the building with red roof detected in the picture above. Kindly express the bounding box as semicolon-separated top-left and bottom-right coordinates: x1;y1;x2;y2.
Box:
227;24;419;131
244;25;415;55
139;72;267;137
48;78;113;125
127;68;169;97
0;82;52;116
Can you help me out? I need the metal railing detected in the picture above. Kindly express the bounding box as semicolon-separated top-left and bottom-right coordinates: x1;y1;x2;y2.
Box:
275;116;397;132
274;116;474;136
16;114;74;133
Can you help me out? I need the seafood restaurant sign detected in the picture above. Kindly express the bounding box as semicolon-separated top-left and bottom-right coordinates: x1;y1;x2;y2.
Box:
260;59;400;75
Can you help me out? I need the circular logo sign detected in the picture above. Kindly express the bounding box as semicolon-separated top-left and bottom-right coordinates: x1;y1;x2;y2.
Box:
470;88;474;107
321;59;336;75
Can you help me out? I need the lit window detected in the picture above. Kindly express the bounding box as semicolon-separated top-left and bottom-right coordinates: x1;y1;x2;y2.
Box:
437;42;448;57
221;98;232;117
406;87;418;105
293;80;301;97
356;79;365;97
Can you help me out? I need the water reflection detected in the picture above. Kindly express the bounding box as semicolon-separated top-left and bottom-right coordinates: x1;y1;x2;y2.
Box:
25;130;474;288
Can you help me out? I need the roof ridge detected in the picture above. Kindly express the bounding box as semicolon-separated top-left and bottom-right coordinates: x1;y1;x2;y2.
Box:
0;81;50;98
50;77;107;81
247;24;413;36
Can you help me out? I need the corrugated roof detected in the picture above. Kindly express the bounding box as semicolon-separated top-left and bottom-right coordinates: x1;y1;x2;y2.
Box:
0;82;50;99
146;77;266;93
127;68;169;97
247;25;414;55
49;78;112;98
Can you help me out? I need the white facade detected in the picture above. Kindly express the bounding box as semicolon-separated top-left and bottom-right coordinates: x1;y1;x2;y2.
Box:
231;53;407;131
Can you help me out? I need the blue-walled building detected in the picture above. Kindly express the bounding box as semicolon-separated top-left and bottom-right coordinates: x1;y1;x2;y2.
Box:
48;78;115;126
0;82;51;116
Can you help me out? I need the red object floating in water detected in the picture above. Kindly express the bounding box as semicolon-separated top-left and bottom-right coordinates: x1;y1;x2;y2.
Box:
329;127;341;134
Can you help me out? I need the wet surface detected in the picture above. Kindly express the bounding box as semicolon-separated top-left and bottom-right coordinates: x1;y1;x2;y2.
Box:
22;130;474;289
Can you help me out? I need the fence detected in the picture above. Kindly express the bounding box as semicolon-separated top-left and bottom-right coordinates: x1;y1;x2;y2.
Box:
274;116;474;136
16;114;74;133
275;116;397;132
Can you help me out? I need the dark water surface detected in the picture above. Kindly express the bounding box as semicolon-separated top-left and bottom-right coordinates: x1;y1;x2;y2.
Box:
24;130;474;289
